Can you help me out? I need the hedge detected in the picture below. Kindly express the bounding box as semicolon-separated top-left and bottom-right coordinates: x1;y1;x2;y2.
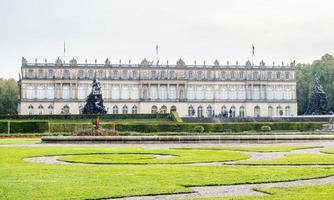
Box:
0;114;170;120
49;123;115;133
0;121;49;134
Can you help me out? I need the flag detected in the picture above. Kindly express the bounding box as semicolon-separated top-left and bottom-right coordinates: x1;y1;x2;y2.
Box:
156;44;159;57
252;44;255;55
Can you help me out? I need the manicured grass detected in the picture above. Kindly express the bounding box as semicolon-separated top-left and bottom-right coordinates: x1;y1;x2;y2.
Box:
238;153;334;165
58;149;250;164
1;146;334;199
322;148;334;154
174;146;321;152
0;138;41;145
189;184;334;200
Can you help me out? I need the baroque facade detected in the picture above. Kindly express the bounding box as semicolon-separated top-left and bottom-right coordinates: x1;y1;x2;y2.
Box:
18;57;297;117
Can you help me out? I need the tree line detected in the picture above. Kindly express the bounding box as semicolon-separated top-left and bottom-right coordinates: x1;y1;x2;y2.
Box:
0;54;333;115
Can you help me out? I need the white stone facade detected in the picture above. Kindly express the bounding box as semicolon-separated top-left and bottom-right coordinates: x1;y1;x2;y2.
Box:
18;58;297;117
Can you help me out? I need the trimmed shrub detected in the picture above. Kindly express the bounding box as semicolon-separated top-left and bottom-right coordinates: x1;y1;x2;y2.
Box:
260;125;272;132
194;126;205;133
9;121;49;133
0;121;8;133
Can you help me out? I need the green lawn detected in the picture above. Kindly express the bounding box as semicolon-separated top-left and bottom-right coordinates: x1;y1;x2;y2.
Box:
0;138;41;145
174;146;321;152
189;184;334;200
2;146;334;199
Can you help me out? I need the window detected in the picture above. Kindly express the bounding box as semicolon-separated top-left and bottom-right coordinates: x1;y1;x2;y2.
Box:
142;86;148;99
48;104;53;114
38;69;44;79
188;106;195;116
254;106;261;117
28;69;34;79
121;86;129;100
150;85;158;100
98;70;104;79
61;105;70;114
239;71;244;80
169;71;175;79
131;86;139;99
220;87;228;100
27;86;34;99
276;106;283;116
285;72;290;80
267;71;272;80
197;71;203;80
284;88;292;100
239;106;245;117
188;71;193;80
47;86;54;99
187;86;194;100
37;86;44;99
196;86;204;100
253;72;259;80
275;87;283;100
112;86;120;99
122;105;128;114
48;70;54;79
160;105;167;114
160;71;167;79
77;86;85;100
113;105;119;114
169;85;176;100
206;87;214;100
229;87;237;100
151;105;158;114
197;106;203;118
238;87;246;100
113;70;119;79
62;85;70;99
38;105;44;115
132;70;138;79
268;106;273;117
221;71;226;80
122;70;128;79
207;105;213;117
276;71;281;80
88;70;94;79
230;71;235;79
267;87;274;100
230;106;236;117
78;70;84;79
63;70;70;79
132;105;137;114
151;71;157;79
207;71;213;80
285;106;291;116
159;85;167;100
28;105;34;115
221;106;227;116
170;105;177;112
252;86;260;100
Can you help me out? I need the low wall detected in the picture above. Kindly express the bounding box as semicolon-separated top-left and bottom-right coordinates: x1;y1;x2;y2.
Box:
42;135;334;144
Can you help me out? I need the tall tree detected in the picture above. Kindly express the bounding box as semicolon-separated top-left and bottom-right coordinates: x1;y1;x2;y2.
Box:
0;78;19;114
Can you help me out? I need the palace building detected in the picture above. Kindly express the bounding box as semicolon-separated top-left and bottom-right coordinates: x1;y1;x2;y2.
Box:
18;57;297;117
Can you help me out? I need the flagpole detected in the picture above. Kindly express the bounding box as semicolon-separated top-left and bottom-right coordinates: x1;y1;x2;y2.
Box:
63;41;66;64
252;44;254;66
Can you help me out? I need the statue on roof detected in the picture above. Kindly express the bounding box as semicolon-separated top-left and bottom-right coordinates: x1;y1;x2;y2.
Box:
176;58;185;66
21;57;28;65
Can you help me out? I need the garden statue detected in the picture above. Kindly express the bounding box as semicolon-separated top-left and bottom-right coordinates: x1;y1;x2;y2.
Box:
304;73;331;115
82;75;107;114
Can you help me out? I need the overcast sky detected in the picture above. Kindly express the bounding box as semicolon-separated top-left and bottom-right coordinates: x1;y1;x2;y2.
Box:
1;0;334;79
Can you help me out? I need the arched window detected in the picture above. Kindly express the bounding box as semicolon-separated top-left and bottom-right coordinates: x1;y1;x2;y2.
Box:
63;70;70;79
48;104;53;114
38;105;44;115
267;87;274;100
179;87;185;100
221;106;228;117
113;105;119;114
207;105;213;117
28;105;34;115
170;105;177;112
229;87;237;100
188;106;195;117
62;85;70;99
196;86;204;100
220;87;228;100
197;106;203;118
276;106;283;116
48;70;54;79
132;105;137;114
268;106;273;117
151;105;158;114
285;106;291;116
78;70;84;79
230;106;236;117
254;106;261;117
122;105;128;114
239;106;245;117
160;105;167;114
61;105;70;114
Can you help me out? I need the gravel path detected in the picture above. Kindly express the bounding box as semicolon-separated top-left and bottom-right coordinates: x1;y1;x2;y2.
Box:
110;176;334;200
